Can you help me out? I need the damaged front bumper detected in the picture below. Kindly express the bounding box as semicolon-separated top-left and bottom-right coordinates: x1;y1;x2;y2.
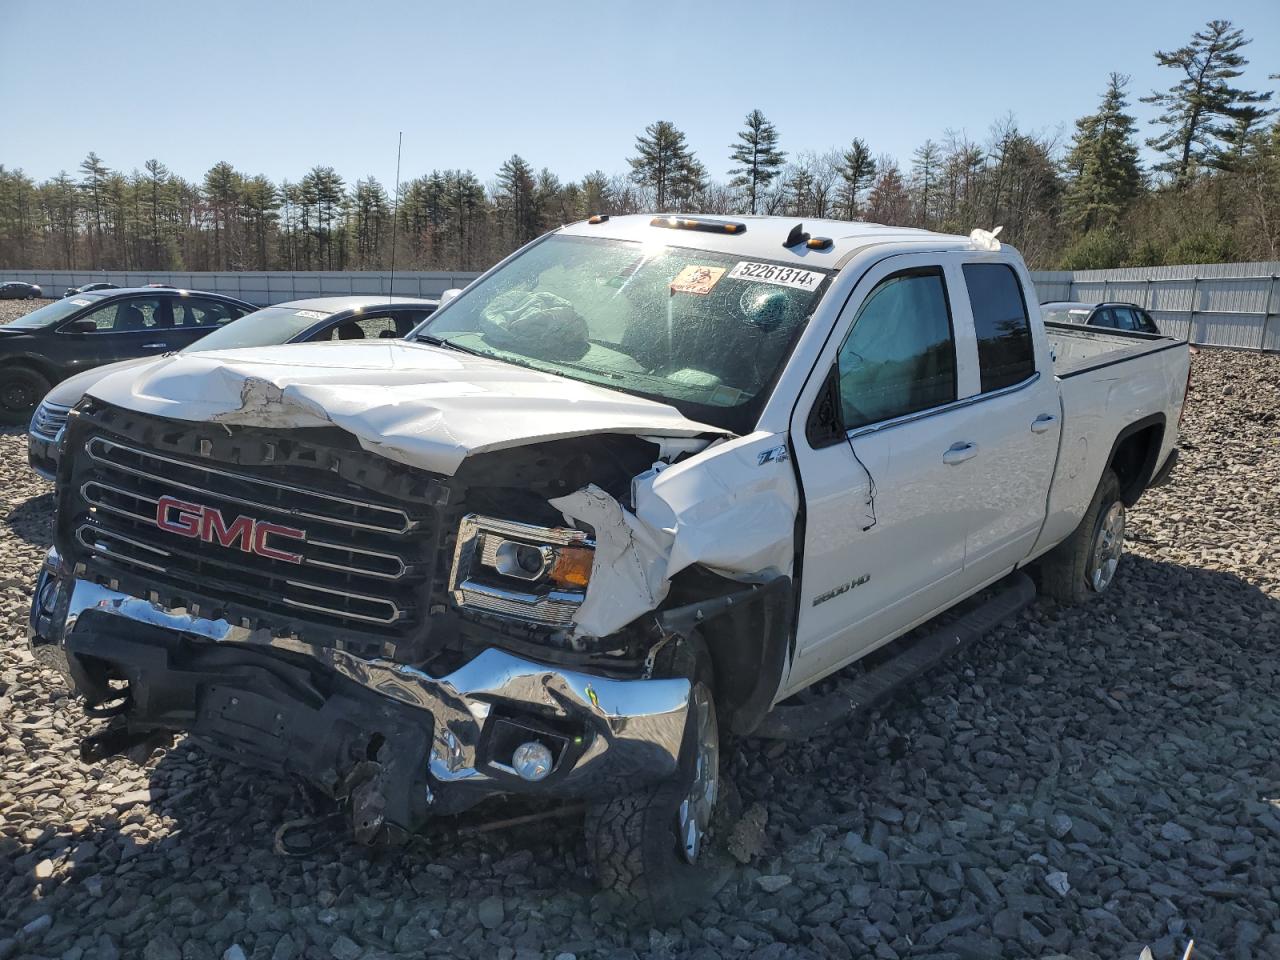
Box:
29;550;691;834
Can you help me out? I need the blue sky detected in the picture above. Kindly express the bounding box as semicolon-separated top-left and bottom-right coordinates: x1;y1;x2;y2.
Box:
2;0;1277;191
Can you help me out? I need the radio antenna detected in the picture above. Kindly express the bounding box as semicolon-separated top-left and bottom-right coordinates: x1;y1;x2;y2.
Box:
388;131;403;303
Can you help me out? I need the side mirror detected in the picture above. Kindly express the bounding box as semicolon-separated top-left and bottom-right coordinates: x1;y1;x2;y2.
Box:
438;288;463;309
65;319;98;334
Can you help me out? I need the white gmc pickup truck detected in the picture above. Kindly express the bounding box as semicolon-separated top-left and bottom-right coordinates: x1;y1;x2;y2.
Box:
30;215;1190;918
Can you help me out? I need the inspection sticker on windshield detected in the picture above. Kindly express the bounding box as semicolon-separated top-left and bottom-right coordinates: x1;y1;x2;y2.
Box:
294;309;327;320
669;265;725;295
729;261;823;290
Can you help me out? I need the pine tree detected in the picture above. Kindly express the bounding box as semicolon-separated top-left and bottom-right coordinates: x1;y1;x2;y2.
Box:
911;140;941;228
1142;19;1273;185
628;121;702;211
78;152;109;266
496;154;537;246
727;110;785;214
836;139;876;221
1063;73;1143;232
580;170;613;216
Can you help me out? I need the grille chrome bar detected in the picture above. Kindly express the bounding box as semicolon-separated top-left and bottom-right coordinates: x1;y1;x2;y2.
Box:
283;581;402;625
76;525;169;573
85;436;415;535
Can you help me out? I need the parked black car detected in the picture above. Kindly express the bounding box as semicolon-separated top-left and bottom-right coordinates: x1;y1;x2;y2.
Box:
0;281;43;299
63;282;120;297
28;294;439;476
1040;300;1161;334
0;288;254;425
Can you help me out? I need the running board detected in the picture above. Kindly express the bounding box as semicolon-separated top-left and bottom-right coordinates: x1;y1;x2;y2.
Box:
753;572;1036;741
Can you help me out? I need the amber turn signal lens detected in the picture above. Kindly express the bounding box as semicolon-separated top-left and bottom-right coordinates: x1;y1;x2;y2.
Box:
549;545;594;587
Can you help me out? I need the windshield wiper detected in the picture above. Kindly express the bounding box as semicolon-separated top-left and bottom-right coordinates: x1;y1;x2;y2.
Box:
413;334;484;357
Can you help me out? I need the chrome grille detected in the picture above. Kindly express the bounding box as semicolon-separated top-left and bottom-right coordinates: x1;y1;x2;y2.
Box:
68;430;437;639
30;400;71;440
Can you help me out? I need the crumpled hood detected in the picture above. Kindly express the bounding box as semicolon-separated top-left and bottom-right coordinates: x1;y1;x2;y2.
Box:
86;339;727;475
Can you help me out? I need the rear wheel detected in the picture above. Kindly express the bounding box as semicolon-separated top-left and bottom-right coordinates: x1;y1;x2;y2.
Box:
1037;468;1125;604
585;678;720;923
0;367;50;426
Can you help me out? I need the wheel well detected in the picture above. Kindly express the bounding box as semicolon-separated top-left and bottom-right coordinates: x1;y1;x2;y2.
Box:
1108;417;1164;506
0;356;58;385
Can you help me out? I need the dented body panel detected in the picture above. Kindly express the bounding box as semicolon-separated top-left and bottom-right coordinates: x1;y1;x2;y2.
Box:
88;338;727;476
31;214;1191;838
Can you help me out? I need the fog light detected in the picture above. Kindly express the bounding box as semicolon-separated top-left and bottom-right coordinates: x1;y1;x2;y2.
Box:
512;741;553;781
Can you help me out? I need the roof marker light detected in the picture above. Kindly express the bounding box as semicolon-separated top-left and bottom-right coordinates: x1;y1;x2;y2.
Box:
587;214;609;224
806;237;833;250
649;216;747;235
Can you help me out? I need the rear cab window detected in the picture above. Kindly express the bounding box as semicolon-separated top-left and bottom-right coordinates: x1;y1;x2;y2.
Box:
962;263;1035;392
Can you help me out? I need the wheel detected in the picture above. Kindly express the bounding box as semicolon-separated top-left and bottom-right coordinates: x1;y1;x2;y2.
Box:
584;677;720;923
0;367;51;426
1037;468;1125;604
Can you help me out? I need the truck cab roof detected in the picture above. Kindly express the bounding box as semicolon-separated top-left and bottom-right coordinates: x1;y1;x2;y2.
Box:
558;214;976;267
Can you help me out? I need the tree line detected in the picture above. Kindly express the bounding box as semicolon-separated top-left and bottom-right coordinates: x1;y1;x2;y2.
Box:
0;19;1275;274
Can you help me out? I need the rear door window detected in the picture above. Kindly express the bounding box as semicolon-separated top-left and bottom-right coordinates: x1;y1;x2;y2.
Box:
963;264;1035;392
1111;307;1141;332
836;267;957;429
175;297;238;327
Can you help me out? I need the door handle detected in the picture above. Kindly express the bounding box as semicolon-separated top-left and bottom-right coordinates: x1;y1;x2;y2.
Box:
1031;414;1058;434
943;441;978;465
142;342;169;350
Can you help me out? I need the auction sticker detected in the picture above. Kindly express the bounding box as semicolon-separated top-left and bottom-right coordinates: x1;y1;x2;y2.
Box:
728;261;823;291
70;298;91;306
670;265;725;295
294;309;328;320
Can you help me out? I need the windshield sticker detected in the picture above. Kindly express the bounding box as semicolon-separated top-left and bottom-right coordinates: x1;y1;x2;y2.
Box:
729;261;823;291
71;298;91;306
294;310;328;320
710;385;744;406
669;265;725;296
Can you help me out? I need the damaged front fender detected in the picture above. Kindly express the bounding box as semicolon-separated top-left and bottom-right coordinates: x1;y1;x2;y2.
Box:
550;431;799;639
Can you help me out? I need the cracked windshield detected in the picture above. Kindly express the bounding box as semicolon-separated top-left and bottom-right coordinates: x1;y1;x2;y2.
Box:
417;235;829;428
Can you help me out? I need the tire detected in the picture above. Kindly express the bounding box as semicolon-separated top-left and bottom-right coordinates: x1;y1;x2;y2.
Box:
0;367;50;426
1037;468;1126;604
585;674;720;924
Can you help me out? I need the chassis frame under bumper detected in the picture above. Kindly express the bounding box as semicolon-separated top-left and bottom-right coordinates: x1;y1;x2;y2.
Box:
29;552;692;832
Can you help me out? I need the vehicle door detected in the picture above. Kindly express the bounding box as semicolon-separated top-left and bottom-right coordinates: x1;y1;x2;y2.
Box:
169;296;248;350
56;295;176;374
787;255;979;691
947;261;1060;586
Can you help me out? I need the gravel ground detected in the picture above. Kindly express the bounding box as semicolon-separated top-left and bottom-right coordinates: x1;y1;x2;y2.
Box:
1;302;1278;959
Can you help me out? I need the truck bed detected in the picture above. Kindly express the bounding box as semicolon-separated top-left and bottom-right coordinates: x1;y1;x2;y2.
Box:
1046;322;1185;378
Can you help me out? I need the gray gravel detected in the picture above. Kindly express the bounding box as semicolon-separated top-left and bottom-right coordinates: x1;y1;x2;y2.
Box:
1;305;1278;959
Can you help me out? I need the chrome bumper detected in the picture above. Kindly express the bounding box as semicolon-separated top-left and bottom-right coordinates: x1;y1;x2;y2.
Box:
30;551;691;814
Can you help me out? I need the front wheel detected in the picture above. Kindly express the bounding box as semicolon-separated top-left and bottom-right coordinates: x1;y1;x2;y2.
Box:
0;367;51;426
585;679;720;923
1037;468;1125;604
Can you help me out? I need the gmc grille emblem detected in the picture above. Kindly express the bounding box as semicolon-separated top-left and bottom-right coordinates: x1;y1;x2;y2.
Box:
155;495;306;564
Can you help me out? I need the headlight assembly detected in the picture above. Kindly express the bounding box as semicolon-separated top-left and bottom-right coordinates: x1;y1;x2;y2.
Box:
448;514;594;627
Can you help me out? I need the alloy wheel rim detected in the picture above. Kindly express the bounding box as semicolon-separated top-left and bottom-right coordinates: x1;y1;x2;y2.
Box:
677;681;719;864
2;382;33;413
1090;501;1125;591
